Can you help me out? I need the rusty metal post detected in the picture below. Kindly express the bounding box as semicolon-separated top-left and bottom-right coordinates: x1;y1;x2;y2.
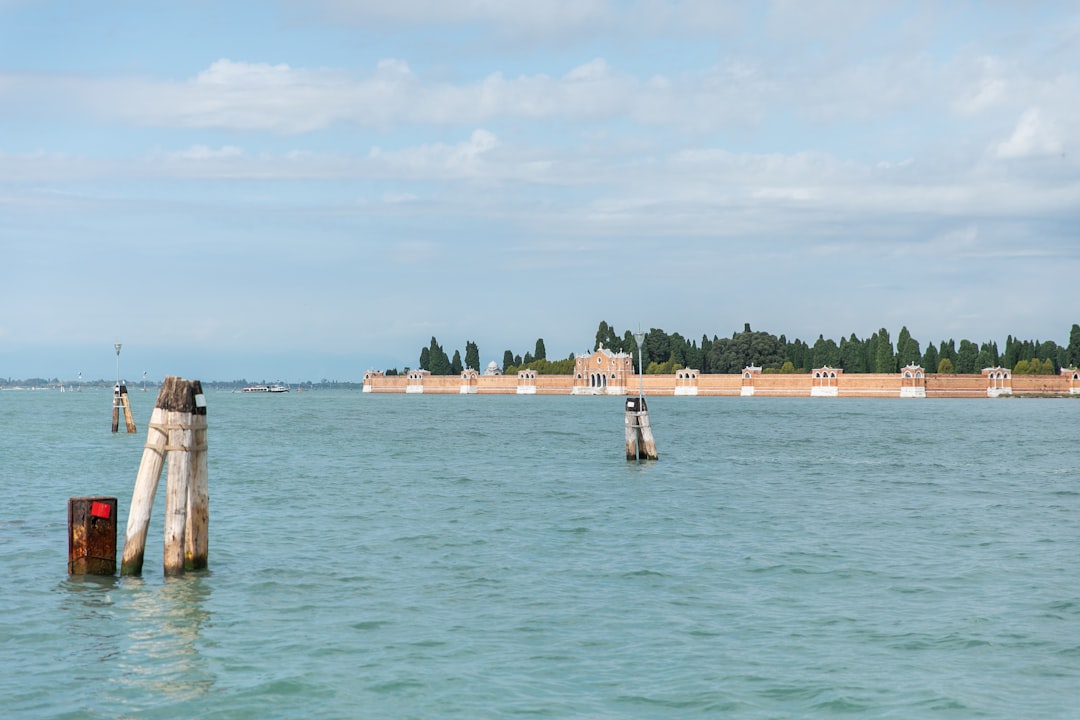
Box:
68;496;118;575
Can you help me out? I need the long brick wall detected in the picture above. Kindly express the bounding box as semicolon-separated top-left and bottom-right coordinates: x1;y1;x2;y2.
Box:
361;370;1075;398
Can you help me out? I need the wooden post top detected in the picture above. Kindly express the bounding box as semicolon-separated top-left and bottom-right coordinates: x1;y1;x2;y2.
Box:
155;376;206;415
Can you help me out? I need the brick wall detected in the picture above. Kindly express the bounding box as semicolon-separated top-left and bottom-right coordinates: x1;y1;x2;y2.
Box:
363;371;1073;397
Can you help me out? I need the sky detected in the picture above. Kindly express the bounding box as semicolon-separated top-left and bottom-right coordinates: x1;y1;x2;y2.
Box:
2;1;1078;382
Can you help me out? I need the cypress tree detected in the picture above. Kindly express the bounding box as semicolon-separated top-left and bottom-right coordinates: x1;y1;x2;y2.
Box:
465;341;480;372
922;343;938;374
874;328;895;373
1068;324;1080;367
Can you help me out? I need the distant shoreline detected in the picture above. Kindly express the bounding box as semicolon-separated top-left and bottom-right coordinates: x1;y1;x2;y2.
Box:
364;348;1080;399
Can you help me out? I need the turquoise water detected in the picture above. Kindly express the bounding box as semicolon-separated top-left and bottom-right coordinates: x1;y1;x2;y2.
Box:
2;389;1078;718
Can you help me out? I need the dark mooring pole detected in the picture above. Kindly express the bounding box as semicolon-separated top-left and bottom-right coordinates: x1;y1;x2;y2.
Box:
626;331;658;461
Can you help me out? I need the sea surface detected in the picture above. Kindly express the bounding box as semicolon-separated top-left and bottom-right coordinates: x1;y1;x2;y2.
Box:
2;388;1078;718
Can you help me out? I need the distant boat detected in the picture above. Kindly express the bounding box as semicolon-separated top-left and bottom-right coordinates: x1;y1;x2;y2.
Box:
241;384;290;393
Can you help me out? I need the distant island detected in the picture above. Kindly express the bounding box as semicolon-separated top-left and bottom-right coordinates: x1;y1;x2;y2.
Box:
358;321;1080;399
0;379;364;392
392;321;1080;379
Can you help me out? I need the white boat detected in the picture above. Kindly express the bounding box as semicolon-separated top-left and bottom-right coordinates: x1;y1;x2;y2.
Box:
241;384;289;393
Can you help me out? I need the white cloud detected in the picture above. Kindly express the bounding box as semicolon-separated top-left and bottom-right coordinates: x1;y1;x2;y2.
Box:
953;55;1008;114
171;145;245;160
307;0;614;38
995;108;1065;158
367;129;500;180
381;192;418;204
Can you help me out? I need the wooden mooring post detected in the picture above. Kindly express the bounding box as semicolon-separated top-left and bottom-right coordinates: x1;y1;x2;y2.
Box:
625;396;658;461
112;383;137;433
68;496;117;575
120;376;208;577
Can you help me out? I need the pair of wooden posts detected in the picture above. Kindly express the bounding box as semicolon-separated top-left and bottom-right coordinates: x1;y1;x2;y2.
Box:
112;383;137;433
67;376;208;577
625;396;658;461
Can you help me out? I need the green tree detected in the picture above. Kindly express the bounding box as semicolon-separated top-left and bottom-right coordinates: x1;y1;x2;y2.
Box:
427;337;452;375
594;321;619;351
667;332;689;367
451;350;463;375
502;350;514;373
534;338;547;361
465;341;480;372
874;328;895;373
419;346;431;371
1003;335;1020;370
975;341;999;370
812;334;840;368
524;357;575;375
897;326;921;367
955;339;979;373
707;326;784;373
783;337;811;372
939;339;957;366
922;343;939;374
1068;324;1080;367
644;329;670;369
937;357;955;374
840;334;866;373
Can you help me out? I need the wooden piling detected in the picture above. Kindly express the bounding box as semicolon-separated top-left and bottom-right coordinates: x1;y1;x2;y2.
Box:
625;396;659;461
120;406;168;576
112;383;136;433
68;496;117;575
120;376;207;577
185;406;209;571
162;407;192;577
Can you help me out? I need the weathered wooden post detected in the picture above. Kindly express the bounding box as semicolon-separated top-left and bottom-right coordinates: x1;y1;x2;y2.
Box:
625;396;659;461
111;343;136;433
112;383;137;433
626;330;658;462
68;496;117;575
120;376;208;577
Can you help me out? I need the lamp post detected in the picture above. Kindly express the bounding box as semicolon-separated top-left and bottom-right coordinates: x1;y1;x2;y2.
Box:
633;330;645;404
114;343;122;390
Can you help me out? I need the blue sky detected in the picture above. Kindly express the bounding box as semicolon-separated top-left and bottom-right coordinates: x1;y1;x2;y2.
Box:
2;1;1078;382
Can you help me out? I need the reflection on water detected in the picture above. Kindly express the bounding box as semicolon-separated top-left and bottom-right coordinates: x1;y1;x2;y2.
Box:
60;575;123;670
61;573;217;714
118;575;216;704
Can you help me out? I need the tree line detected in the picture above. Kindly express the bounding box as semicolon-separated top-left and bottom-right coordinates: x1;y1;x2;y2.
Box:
404;322;1080;376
